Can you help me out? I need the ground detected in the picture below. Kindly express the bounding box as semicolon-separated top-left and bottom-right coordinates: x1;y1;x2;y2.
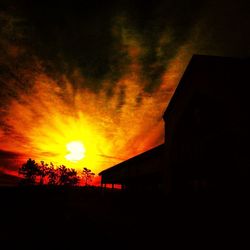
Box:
0;186;249;249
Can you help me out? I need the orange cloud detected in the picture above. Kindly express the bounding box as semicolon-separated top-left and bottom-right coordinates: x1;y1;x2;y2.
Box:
0;17;194;179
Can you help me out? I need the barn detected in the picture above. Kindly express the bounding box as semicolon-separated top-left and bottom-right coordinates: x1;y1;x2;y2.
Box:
99;55;250;193
99;144;165;191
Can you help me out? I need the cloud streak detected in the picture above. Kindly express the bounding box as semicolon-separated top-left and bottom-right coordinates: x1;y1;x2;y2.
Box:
0;0;250;177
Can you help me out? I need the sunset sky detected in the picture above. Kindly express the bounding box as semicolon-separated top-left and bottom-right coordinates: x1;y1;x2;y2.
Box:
0;0;249;179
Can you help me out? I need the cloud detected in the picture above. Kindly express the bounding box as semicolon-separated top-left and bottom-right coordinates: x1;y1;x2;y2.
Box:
0;0;250;177
0;149;26;174
0;4;198;175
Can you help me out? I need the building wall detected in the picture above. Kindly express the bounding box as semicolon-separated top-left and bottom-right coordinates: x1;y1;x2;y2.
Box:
165;91;250;193
100;145;165;191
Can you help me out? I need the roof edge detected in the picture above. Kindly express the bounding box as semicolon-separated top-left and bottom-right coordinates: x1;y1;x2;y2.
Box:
163;54;244;119
99;144;165;176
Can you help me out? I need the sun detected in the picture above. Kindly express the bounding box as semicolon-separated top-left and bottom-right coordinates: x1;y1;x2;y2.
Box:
65;141;86;162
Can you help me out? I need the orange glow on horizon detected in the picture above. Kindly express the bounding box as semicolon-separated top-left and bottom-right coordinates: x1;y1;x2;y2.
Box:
0;73;167;174
0;25;194;177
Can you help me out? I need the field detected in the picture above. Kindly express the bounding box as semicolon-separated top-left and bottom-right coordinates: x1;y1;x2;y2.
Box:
0;186;248;249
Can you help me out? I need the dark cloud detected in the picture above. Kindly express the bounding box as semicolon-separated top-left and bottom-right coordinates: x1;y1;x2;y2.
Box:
1;0;250;92
0;149;20;158
0;1;204;89
0;170;21;186
125;0;205;90
0;149;24;171
197;0;250;57
0;0;250;176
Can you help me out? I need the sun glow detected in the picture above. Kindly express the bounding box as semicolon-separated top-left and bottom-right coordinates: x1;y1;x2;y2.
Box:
66;141;85;162
0;29;190;176
0;74;167;174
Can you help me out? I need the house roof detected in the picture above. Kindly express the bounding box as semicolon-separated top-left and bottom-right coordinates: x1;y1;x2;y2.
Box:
99;144;164;176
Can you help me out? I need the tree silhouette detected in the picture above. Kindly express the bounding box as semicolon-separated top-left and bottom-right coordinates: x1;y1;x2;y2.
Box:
67;168;80;186
58;165;68;185
18;158;39;185
82;167;95;186
37;161;49;185
47;163;58;185
58;165;80;186
18;159;81;186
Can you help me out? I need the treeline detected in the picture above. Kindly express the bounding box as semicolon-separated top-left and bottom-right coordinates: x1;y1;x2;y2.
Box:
18;158;95;186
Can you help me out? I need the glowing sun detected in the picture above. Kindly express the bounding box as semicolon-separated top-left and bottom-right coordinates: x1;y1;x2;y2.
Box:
65;141;86;162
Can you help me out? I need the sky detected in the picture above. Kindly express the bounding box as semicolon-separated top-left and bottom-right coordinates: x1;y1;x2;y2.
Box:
0;0;250;179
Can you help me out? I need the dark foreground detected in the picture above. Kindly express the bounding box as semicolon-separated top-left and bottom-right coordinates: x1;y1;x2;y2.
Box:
0;186;249;249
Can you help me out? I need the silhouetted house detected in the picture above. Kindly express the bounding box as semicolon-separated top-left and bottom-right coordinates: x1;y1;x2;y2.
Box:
99;144;165;191
100;55;250;193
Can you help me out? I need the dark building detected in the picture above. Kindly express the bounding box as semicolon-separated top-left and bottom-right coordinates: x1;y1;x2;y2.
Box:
99;55;250;193
99;144;165;191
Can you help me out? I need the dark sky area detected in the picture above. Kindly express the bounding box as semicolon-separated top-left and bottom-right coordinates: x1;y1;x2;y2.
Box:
1;0;249;88
0;0;250;177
